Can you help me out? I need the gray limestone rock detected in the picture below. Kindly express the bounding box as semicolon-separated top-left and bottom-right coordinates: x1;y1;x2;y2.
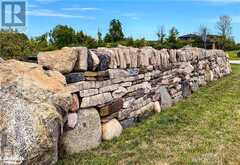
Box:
62;108;101;154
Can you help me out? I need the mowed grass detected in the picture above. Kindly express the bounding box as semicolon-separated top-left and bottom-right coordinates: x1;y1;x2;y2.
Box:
58;65;240;165
226;50;240;60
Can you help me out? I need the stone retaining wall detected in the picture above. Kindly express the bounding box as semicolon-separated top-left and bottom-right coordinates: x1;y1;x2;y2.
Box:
38;46;231;155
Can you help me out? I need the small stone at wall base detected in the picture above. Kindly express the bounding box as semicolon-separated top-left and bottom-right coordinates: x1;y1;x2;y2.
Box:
159;86;173;109
154;101;161;113
182;80;191;97
62;108;101;154
120;118;137;129
191;81;199;92
102;119;123;141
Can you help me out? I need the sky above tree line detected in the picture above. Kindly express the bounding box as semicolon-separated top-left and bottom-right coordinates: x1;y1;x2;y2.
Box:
25;0;240;42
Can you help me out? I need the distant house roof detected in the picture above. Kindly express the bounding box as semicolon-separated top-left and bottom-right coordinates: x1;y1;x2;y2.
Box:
179;34;221;43
179;34;199;40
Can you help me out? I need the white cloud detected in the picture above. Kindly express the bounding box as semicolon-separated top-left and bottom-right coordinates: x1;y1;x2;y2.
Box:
27;9;95;20
62;7;100;11
122;13;140;20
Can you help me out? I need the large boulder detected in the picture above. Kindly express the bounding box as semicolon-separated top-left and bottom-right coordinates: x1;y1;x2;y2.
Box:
38;47;78;74
62;108;101;154
0;60;72;164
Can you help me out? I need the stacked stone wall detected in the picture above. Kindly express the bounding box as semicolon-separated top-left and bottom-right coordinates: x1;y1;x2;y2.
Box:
38;46;231;154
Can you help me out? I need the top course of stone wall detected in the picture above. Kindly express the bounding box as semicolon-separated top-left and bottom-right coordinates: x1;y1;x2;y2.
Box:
37;45;229;74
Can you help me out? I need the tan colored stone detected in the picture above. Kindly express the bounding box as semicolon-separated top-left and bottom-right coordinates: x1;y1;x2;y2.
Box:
38;47;77;74
112;87;128;99
45;70;67;85
118;48;127;68
154;101;161;113
80;89;99;97
130;48;139;68
0;60;72;164
89;50;100;70
80;93;113;108
99;84;119;93
102;119;123;141
74;47;88;71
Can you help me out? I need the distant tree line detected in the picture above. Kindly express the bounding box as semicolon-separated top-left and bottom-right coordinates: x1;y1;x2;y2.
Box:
0;16;239;59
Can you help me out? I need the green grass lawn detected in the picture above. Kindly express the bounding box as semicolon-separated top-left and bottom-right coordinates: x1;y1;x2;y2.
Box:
58;65;240;165
226;50;240;60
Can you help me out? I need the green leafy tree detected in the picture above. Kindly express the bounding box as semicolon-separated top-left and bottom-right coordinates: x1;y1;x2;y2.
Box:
97;29;103;43
104;19;124;42
156;25;166;44
50;25;76;48
0;30;32;59
167;27;179;43
75;31;85;45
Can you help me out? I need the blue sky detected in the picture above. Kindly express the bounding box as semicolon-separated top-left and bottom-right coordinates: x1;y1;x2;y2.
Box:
24;0;240;42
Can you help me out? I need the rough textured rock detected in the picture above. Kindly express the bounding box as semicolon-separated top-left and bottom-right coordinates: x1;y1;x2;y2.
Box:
99;99;123;117
62;108;101;154
74;47;89;71
191;81;199;92
102;119;123;141
45;70;67;85
129;102;155;118
205;70;214;82
159;86;173;109
81;93;113;108
99;84;119;93
65;73;85;84
89;50;100;71
182;80;191;97
120;118;136;129
38;47;78;74
70;94;80;112
80;89;99;97
108;69;130;79
97;54;110;71
67;113;78;128
0;60;72;164
112;87;128;99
